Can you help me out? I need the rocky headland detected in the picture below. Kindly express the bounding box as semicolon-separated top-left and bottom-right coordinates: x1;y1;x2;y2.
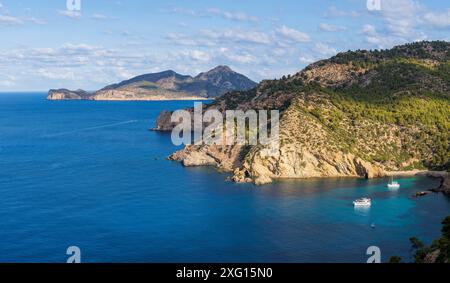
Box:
47;66;257;101
156;41;450;185
47;89;92;100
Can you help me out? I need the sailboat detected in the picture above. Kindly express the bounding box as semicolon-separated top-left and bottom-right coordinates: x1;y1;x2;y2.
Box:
387;176;400;189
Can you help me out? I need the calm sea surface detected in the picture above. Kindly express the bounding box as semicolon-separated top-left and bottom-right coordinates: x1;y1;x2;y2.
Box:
0;93;449;263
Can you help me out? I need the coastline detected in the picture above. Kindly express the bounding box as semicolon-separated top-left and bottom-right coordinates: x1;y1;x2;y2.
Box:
385;170;448;178
47;97;210;101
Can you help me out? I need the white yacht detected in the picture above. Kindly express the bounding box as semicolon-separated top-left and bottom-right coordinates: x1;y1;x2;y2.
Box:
353;198;371;207
387;176;400;189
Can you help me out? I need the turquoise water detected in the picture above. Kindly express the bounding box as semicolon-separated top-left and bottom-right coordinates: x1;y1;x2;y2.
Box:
0;93;449;263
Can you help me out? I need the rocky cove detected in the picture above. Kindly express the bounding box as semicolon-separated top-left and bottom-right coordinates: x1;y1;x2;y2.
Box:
155;113;449;188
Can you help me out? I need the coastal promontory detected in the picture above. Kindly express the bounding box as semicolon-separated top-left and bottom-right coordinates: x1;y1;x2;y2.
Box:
159;41;450;184
47;66;257;101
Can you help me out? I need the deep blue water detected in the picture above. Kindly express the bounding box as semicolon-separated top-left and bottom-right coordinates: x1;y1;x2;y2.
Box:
0;93;449;263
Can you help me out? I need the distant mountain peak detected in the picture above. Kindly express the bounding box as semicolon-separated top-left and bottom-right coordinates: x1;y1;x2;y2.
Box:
157;70;178;76
207;65;233;73
192;65;257;93
195;65;233;78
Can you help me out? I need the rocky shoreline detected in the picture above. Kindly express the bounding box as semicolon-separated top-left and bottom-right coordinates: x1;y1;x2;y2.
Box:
167;144;448;186
429;172;450;195
157;42;449;186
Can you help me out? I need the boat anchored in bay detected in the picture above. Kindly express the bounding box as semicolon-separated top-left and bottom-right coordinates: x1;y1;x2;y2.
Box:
353;198;371;207
387;176;400;189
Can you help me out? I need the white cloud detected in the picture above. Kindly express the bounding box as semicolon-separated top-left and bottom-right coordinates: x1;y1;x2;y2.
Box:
92;13;108;20
177;50;212;63
222;11;258;22
166;33;212;46
170;6;197;16
0;13;46;26
360;0;450;48
276;25;310;43
0;80;15;87
27;17;46;24
0;15;23;26
58;10;81;20
319;23;346;32
0;42;171;91
0;74;15;87
172;6;259;22
377;0;423;38
201;29;271;45
362;24;377;35
37;68;76;80
361;24;404;48
299;54;316;64
422;10;450;28
314;43;337;56
221;50;258;64
325;6;360;18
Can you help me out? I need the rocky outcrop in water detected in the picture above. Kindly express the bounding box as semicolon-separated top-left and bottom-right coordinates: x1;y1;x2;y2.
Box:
169;144;244;172
430;173;450;195
47;89;92;100
152;111;177;131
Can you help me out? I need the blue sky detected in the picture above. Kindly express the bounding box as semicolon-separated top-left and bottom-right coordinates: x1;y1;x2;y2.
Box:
0;0;449;91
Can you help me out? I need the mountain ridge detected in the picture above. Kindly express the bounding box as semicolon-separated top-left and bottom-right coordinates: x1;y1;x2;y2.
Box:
47;66;257;101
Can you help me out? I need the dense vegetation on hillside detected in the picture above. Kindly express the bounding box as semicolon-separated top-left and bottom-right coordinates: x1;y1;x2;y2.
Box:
227;41;450;171
166;41;450;183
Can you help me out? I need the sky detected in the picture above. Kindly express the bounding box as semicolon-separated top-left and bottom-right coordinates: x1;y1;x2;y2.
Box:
0;0;449;91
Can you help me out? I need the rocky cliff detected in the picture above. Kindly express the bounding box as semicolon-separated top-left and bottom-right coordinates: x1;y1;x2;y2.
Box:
47;89;92;100
431;173;450;195
162;41;450;184
47;66;257;101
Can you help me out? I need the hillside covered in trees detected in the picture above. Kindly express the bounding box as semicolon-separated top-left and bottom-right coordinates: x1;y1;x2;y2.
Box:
161;41;450;184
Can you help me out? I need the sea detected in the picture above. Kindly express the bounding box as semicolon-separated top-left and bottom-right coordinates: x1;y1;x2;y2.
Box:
0;93;448;263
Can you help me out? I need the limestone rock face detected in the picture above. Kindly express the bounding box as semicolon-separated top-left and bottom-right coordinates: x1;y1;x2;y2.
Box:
232;146;385;185
441;174;450;195
171;94;387;185
433;173;450;195
47;89;91;100
230;96;386;184
152;111;176;131
169;144;244;172
170;149;217;167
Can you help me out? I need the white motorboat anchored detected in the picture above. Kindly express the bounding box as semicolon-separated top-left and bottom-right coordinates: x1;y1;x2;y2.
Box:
353;198;371;207
387;176;400;189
